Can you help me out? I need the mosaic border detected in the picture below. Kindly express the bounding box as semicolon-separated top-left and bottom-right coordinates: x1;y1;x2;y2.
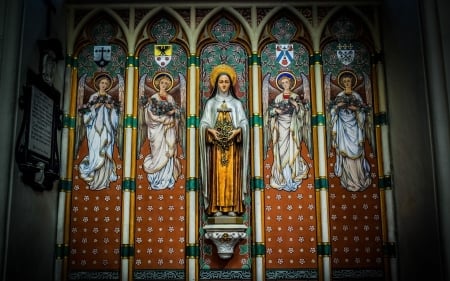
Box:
266;269;318;280
68;271;119;280
199;270;252;280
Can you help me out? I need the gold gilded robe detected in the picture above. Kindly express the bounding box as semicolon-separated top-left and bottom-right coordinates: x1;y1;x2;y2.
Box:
207;108;243;214
200;94;249;216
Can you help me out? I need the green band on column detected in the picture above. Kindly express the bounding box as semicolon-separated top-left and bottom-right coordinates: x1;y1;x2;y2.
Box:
186;244;199;258
121;244;135;258
124;115;137;128
312;114;326;126
252;243;266;257
309;53;322;65
55;244;69;259
251;177;264;191
187;116;199;128
250;114;263;127
65;55;74;67
186;178;199;192
378;176;392;189
314;178;328;190
249;54;261;65
383;242;396;257
371;52;384;64
189;55;199;66
127;56;138;67
122;179;136;191
375;112;388;126
63;115;76;129
59;179;72;192
317;243;331;256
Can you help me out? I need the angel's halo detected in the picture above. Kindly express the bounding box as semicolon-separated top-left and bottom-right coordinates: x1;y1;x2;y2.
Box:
275;71;296;91
93;72;113;92
153;72;174;91
337;70;358;89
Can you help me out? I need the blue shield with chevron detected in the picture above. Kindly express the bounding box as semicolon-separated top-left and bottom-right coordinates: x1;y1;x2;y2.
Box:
276;44;293;67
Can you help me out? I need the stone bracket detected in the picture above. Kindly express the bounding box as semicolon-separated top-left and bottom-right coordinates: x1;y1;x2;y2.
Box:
204;224;248;259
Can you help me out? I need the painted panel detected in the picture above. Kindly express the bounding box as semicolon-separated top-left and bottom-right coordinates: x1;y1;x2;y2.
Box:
322;12;384;277
69;16;126;274
261;16;318;274
135;16;187;272
198;16;252;275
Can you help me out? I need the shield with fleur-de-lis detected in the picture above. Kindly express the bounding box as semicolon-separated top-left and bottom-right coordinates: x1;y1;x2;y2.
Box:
154;44;172;67
276;44;294;67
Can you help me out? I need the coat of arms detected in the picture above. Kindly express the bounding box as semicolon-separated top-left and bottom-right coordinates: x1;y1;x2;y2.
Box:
154;45;172;67
276;44;294;67
336;43;355;66
93;46;112;67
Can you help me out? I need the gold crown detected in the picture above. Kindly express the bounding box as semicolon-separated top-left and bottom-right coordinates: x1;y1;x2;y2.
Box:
210;64;237;87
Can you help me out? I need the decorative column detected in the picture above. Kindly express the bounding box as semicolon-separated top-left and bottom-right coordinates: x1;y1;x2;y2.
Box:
55;55;79;281
186;54;200;281
119;54;138;281
311;51;331;281
371;51;397;281
248;52;265;281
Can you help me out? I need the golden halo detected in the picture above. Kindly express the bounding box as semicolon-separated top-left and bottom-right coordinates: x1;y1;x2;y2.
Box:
93;73;113;91
337;70;358;89
210;64;237;87
153;72;174;91
275;71;296;91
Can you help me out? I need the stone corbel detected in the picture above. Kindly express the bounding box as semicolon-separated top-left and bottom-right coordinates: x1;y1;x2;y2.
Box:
204;224;248;259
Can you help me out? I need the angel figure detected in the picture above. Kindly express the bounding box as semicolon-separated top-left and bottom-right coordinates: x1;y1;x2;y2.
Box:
138;72;185;190
263;71;312;192
325;70;374;192
76;72;124;190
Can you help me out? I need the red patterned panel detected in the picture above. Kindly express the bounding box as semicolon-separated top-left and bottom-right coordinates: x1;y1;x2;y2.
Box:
264;143;317;269
328;144;383;269
134;140;186;269
69;142;122;271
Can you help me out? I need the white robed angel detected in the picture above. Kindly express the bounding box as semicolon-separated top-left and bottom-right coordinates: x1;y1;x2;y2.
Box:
75;73;124;190
263;71;312;192
325;70;375;192
138;72;186;190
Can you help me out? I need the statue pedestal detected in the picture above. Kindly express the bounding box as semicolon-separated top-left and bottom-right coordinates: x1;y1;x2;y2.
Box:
204;217;247;259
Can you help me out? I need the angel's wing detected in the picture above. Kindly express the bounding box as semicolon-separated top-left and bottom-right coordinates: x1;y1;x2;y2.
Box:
262;73;272;159
75;74;89;157
300;72;312;158
363;72;375;154
137;73;149;155
114;74;125;159
177;73;187;158
324;72;333;157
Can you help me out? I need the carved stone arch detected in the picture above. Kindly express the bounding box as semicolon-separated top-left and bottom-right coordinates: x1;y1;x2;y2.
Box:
134;7;190;55
319;7;376;53
134;11;189;57
72;11;128;57
196;9;251;56
257;9;314;55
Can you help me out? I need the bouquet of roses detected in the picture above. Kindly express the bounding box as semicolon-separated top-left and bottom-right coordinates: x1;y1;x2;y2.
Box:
149;97;175;116
269;96;301;116
331;95;371;113
79;95;120;114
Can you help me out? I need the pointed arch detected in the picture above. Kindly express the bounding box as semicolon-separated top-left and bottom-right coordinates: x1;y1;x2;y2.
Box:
195;7;252;55
70;8;129;56
133;6;191;54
